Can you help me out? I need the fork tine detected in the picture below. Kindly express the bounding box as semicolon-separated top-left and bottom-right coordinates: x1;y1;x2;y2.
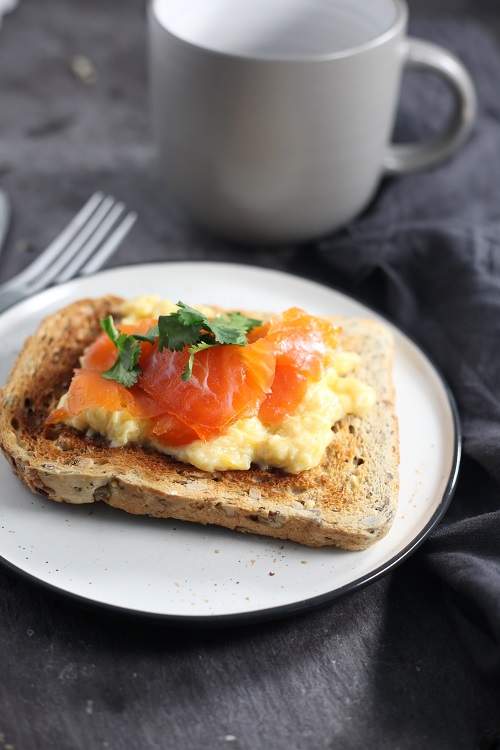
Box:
78;211;138;276
10;192;106;287
54;202;126;284
0;193;137;315
27;196;117;292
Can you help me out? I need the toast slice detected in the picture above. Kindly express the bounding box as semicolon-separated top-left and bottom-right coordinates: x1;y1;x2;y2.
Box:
0;297;399;550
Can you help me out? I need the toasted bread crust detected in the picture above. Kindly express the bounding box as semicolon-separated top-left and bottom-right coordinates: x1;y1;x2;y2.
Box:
0;297;399;549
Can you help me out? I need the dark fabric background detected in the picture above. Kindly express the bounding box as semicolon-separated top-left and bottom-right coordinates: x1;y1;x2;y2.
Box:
0;2;500;749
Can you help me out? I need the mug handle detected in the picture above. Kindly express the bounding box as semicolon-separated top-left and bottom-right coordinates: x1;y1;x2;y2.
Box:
384;38;477;174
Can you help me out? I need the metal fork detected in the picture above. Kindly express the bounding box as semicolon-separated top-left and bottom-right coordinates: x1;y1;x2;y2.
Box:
0;192;137;315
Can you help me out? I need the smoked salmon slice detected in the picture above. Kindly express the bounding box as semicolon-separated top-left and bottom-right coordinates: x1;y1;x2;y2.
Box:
139;338;275;441
250;308;341;424
47;319;158;425
249;307;340;378
257;364;308;425
46;369;135;424
151;414;199;447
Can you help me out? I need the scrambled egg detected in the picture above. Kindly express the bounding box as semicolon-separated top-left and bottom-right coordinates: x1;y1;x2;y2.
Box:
120;295;217;323
62;295;376;474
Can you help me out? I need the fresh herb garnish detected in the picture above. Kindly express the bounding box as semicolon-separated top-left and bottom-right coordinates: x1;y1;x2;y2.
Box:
99;302;261;385
100;316;143;388
159;303;261;381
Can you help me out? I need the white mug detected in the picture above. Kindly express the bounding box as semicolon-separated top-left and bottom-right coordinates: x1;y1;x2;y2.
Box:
148;0;476;243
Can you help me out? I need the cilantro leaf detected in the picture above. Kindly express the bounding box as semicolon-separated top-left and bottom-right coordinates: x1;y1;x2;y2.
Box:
209;312;262;346
175;302;208;327
157;302;262;378
99;316;143;387
182;341;214;382
133;323;159;345
101;354;141;388
157;302;261;349
157;314;202;353
100;314;121;344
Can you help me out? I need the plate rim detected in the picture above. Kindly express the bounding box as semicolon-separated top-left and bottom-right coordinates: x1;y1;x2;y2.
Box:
0;260;462;624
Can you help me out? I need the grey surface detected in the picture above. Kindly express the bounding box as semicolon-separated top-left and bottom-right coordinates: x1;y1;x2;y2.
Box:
0;2;500;750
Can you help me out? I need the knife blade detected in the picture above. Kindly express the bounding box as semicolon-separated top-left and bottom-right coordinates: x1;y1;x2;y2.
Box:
0;190;11;253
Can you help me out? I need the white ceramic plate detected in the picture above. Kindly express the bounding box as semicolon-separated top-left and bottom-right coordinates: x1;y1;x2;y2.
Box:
0;262;460;622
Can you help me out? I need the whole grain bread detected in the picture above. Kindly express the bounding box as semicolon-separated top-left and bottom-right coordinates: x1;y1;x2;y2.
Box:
0;297;399;550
